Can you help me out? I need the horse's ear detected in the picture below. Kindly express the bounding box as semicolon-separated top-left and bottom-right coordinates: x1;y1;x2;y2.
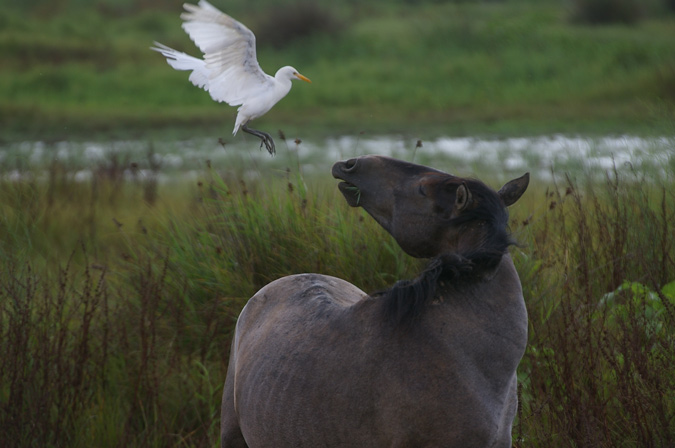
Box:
498;173;529;206
455;182;472;211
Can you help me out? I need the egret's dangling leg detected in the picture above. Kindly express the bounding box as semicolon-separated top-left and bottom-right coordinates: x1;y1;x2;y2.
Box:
242;123;276;155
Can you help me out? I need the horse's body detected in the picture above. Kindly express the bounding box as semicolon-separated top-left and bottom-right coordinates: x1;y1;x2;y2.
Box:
221;156;530;447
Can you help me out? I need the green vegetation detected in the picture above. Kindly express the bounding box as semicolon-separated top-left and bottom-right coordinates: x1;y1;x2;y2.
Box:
1;149;674;446
0;156;423;447
1;0;674;140
515;169;675;446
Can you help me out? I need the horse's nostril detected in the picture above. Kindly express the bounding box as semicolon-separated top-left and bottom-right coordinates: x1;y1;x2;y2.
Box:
344;158;358;172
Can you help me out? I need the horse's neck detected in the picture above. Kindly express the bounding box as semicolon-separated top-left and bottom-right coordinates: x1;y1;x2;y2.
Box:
434;254;527;331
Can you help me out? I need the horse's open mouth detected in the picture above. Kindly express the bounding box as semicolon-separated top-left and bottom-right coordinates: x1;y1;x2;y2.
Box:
337;182;361;207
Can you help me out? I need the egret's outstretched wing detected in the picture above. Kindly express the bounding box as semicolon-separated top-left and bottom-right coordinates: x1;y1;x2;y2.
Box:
181;0;273;106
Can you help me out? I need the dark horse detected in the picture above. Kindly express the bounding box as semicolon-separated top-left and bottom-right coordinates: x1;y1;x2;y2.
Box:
221;155;530;447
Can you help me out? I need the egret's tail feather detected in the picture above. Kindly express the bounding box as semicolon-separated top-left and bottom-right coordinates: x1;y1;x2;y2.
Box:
151;42;209;91
151;42;200;70
233;114;247;136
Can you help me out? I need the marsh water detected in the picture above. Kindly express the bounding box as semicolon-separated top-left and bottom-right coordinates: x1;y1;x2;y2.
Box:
1;134;672;183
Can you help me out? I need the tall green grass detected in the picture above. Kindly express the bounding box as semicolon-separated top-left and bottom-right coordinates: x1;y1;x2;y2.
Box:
0;155;423;447
163;164;423;303
1;152;673;446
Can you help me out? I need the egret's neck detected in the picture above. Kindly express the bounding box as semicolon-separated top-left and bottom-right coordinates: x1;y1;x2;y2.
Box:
274;72;293;89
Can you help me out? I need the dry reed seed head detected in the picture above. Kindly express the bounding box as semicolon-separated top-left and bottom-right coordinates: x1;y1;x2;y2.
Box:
416;139;423;148
278;129;286;140
238;180;249;196
294;138;302;145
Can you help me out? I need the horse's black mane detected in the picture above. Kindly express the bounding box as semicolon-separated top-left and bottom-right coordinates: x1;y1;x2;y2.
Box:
374;182;513;326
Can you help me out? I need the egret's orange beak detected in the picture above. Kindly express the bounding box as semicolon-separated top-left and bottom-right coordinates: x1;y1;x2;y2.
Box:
295;73;312;83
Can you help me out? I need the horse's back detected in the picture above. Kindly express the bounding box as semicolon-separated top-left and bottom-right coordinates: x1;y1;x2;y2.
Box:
250;273;366;308
235;273;366;334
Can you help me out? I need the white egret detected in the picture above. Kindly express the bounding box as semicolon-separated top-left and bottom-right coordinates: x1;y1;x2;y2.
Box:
151;0;312;155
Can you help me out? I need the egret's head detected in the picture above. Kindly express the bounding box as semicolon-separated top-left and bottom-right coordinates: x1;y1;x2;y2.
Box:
278;66;312;83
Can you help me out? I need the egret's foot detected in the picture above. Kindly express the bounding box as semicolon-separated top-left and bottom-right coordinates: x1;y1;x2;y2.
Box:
259;134;275;155
242;124;276;156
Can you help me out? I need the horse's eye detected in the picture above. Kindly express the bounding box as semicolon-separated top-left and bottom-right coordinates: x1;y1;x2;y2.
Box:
418;185;427;197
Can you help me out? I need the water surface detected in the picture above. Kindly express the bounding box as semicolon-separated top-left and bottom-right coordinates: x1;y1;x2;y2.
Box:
1;134;672;183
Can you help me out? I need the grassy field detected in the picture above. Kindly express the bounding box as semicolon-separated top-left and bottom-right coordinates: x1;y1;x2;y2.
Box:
1;0;674;140
1;147;674;446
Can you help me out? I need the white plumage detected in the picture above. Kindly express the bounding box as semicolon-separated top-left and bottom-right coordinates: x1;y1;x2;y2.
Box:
151;0;311;154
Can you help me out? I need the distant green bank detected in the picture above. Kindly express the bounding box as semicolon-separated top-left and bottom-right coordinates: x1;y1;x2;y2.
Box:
1;0;674;141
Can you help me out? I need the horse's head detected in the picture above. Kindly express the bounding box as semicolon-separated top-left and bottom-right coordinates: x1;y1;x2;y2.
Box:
332;155;529;259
